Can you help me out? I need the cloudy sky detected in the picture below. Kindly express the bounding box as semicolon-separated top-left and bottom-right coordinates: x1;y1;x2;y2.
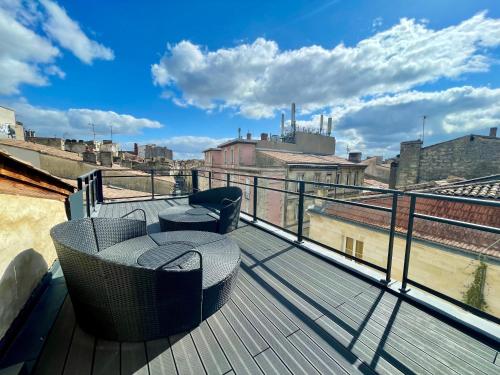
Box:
1;0;500;159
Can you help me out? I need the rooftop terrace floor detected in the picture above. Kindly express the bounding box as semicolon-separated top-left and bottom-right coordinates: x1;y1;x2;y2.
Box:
4;199;500;374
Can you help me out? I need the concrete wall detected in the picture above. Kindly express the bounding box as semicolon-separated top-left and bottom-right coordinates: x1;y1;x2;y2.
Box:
396;140;422;187
25;137;64;150
257;132;336;155
39;154;97;179
0;107;16;139
308;212;500;318
396;136;500;187
0;194;68;340
362;157;391;183
0;144;41;168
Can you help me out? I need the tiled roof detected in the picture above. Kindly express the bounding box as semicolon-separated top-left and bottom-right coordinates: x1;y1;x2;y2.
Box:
0;139;82;161
258;150;361;166
432;181;500;200
316;193;500;257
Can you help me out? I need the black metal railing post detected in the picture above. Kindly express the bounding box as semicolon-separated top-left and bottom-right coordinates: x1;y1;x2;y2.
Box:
296;180;305;243
208;171;212;189
95;170;104;203
77;177;83;191
385;192;399;283
253;176;258;222
89;173;95;209
151;169;155;199
191;169;199;193
226;173;230;187
84;176;90;217
400;195;416;292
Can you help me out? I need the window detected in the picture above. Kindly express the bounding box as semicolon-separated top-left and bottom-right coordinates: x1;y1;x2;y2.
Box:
314;172;321;187
354;171;358;186
336;173;341;184
355;240;364;259
345;237;354;256
326;173;332;185
224;149;227;164
230;147;234;164
345;174;350;186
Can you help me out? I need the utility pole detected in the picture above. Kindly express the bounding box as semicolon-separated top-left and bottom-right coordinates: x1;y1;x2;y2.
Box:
422;115;427;145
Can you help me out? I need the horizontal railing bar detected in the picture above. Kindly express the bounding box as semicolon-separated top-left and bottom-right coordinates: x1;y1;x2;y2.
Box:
406;191;500;207
102;174;191;178
406;278;500;325
302;193;393;212
413;213;500;234
306;180;401;194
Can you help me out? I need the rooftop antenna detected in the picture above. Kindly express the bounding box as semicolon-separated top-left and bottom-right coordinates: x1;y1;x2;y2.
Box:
110;124;113;143
238;127;241;139
89;122;96;142
421;115;427;145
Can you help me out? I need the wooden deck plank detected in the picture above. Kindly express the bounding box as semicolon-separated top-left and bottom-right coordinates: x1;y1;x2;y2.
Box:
146;339;177;375
121;342;148;375
206;313;262;374
62;325;95;375
190;321;231;375
220;301;269;356
32;297;75;375
254;348;292;375
93;340;120;375
169;333;205;375
236;270;374;375
230;287;320;374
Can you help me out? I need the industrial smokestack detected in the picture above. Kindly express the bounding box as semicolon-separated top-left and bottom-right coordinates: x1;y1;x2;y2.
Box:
281;113;285;136
327;117;332;136
319;114;324;134
291;103;296;134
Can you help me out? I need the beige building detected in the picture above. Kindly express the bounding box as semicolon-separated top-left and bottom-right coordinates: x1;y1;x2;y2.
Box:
308;179;500;318
0;106;24;141
0;150;74;341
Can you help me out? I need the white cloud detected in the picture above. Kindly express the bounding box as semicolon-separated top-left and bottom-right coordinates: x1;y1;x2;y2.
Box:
10;99;163;137
297;86;500;157
0;0;113;94
40;0;114;64
152;12;500;118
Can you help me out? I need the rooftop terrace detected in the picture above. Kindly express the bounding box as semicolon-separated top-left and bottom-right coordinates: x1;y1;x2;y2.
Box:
1;198;499;375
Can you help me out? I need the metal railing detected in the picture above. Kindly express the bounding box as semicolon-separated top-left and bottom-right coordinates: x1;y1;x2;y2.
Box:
195;168;500;324
74;168;500;323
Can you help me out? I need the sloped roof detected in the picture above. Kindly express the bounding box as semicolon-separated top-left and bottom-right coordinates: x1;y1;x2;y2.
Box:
258;150;361;166
432;181;499;200
0;139;82;161
312;183;500;257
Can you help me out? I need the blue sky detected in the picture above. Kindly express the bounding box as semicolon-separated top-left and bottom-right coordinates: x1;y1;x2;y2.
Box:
1;0;500;159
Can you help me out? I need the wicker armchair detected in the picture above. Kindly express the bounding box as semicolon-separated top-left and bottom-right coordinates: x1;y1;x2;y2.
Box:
50;218;203;341
189;186;242;233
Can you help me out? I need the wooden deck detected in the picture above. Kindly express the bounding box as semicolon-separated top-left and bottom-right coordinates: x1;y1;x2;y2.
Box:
6;199;500;374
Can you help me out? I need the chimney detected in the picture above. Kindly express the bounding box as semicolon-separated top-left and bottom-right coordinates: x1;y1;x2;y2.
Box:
281;113;285;136
489;127;497;137
291;102;296;134
260;133;268;141
134;143;138;155
246;132;252;140
319;114;324;134
238;127;241;139
348;152;362;163
327;117;332;136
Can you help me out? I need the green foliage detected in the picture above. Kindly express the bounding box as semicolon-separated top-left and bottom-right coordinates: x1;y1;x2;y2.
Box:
462;259;488;311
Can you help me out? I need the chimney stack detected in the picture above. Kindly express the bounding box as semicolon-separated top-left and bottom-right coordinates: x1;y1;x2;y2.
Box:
291;102;296;135
327;117;332;136
319;114;324;134
260;133;268;141
348;152;362;163
246;132;252;140
489;127;497;137
238;127;241;139
281;113;285;137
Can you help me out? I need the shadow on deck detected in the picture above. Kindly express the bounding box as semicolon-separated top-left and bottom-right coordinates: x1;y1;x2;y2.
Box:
2;199;499;375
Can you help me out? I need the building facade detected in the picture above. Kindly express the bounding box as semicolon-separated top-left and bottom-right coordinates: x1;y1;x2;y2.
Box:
395;128;500;187
0;106;24;141
202;131;366;233
138;144;173;160
308;179;500;318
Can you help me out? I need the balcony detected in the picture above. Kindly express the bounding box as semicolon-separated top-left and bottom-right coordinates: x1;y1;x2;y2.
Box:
0;171;499;374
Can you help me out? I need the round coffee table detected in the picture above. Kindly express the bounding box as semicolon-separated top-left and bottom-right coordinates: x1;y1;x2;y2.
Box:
158;206;218;232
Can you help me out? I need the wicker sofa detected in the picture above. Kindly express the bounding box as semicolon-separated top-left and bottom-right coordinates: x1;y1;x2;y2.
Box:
160;186;242;234
50;217;239;341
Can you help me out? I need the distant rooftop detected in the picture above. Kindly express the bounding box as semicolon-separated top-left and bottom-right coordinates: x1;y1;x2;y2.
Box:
258;150;361;166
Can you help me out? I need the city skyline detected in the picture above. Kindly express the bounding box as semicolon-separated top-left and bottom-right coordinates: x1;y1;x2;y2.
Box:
1;0;500;159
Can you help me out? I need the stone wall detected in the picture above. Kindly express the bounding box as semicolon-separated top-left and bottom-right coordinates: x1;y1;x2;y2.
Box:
0;194;68;340
396;135;500;187
418;135;500;182
25;137;64;150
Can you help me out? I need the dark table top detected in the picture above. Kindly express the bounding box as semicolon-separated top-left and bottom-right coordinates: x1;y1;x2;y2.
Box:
158;205;217;224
